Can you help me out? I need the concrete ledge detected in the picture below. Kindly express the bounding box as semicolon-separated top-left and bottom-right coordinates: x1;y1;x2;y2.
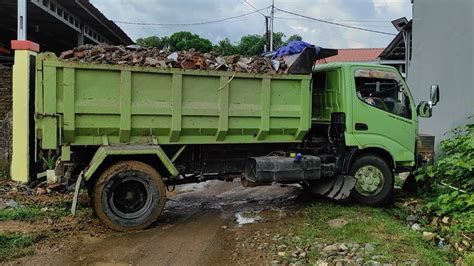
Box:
11;40;40;52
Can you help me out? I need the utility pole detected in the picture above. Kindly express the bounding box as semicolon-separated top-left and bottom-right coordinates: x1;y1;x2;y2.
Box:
265;16;270;52
17;0;27;40
269;0;274;51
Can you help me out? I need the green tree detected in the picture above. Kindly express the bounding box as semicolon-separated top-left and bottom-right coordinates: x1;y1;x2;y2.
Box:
213;38;238;55
271;32;286;50
136;32;305;56
168;31;213;53
136;36;169;49
236;32;287;56
284;34;303;46
237;34;265;56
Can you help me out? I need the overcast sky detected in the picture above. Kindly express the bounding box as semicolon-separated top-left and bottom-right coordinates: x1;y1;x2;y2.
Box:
90;0;412;48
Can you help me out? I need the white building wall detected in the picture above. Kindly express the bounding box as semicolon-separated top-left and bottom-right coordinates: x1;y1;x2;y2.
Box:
408;0;474;148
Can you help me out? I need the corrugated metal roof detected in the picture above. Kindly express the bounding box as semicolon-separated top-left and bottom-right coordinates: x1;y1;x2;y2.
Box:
316;48;384;64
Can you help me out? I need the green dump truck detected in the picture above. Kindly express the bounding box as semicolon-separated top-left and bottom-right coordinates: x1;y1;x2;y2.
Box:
10;44;439;231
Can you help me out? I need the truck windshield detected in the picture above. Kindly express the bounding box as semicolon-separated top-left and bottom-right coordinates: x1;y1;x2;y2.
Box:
355;77;412;119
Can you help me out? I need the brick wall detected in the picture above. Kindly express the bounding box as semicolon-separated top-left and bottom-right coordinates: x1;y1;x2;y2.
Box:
0;67;12;119
0;111;12;171
0;67;12;172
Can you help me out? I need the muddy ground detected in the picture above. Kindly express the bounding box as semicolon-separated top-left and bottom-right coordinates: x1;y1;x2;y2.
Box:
2;181;312;265
2;178;462;265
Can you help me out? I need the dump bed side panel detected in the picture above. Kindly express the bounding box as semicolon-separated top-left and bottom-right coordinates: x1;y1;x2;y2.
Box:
36;54;312;148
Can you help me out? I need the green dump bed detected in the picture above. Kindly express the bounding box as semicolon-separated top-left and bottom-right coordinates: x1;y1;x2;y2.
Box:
35;53;312;149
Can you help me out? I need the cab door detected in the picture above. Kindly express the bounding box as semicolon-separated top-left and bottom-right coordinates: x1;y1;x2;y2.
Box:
351;68;417;164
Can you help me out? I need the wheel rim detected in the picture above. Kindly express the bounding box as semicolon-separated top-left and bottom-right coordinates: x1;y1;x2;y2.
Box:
354;165;385;196
107;171;154;220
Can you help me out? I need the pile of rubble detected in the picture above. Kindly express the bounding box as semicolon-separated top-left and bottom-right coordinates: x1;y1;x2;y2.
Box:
60;44;288;74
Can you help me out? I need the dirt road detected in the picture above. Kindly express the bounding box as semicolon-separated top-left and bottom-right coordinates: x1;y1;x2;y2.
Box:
11;180;306;265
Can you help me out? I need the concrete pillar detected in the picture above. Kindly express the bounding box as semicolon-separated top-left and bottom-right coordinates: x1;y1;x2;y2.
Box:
78;25;84;46
17;0;27;40
10;40;39;183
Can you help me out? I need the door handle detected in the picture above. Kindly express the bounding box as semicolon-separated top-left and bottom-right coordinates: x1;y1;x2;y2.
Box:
355;123;368;131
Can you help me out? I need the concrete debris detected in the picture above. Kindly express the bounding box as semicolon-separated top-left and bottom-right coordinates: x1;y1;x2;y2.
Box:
364;243;375;253
441;216;449;224
59;44;289;74
406;214;417;224
5;199;18;209
327;217;349;229
167;52;179;62
0;199;18;209
410;223;422;231
322;244;339;254
422;231;435;241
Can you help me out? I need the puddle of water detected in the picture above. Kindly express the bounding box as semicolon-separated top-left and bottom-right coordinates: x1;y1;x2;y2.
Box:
178;181;211;192
235;211;262;225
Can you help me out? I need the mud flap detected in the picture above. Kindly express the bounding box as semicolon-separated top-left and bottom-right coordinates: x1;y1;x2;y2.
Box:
70;171;83;216
307;175;356;201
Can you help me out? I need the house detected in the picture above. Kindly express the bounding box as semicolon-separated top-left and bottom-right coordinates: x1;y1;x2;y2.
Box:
0;0;134;171
316;48;405;75
316;48;384;64
0;0;133;65
381;0;473;149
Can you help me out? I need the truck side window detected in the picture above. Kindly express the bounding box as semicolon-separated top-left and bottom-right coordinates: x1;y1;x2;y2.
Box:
313;72;326;91
355;77;412;119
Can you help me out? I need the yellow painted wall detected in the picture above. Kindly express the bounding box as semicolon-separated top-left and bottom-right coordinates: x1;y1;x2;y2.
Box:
11;50;35;183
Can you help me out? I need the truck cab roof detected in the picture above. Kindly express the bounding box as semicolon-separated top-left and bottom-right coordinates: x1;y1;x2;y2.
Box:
313;62;399;73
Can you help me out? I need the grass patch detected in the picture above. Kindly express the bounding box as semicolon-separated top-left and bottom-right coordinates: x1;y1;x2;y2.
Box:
0;207;45;221
286;201;455;264
0;202;70;222
0;233;40;262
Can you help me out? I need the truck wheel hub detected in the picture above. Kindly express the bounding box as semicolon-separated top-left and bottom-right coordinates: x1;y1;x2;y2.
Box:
354;166;384;196
108;172;154;219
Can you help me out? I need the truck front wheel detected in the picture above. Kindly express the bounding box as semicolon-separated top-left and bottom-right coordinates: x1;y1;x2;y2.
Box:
349;155;393;205
92;160;167;231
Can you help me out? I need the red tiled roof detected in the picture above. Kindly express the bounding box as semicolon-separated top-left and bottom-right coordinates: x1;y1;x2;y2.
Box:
316;48;384;64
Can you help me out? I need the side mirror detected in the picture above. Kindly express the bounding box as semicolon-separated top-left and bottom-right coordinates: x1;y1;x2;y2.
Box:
417;101;432;118
430;84;440;106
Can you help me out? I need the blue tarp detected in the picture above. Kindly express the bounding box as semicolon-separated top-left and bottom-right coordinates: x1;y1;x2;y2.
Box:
272;41;321;59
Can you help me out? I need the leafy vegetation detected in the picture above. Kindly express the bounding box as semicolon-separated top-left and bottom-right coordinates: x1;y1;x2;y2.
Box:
416;123;473;190
135;35;169;49
414;121;473;261
213;38;238;55
415;122;473;217
135;31;303;56
168;31;213;53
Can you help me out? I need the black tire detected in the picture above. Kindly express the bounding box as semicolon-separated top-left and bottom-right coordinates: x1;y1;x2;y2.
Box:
92;160;166;231
349;155;394;206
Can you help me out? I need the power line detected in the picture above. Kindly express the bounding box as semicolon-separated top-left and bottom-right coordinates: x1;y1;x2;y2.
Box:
274;17;394;28
275;17;391;24
275;8;397;36
121;18;263;30
113;7;270;26
242;0;267;17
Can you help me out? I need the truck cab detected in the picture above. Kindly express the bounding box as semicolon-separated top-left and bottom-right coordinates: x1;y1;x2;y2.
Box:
310;62;437;204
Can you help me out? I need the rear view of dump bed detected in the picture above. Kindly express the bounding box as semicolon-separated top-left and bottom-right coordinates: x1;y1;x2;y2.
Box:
35;53;312;149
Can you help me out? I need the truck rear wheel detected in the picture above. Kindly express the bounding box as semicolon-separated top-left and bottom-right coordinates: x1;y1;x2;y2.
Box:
349;155;393;205
92;160;166;231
